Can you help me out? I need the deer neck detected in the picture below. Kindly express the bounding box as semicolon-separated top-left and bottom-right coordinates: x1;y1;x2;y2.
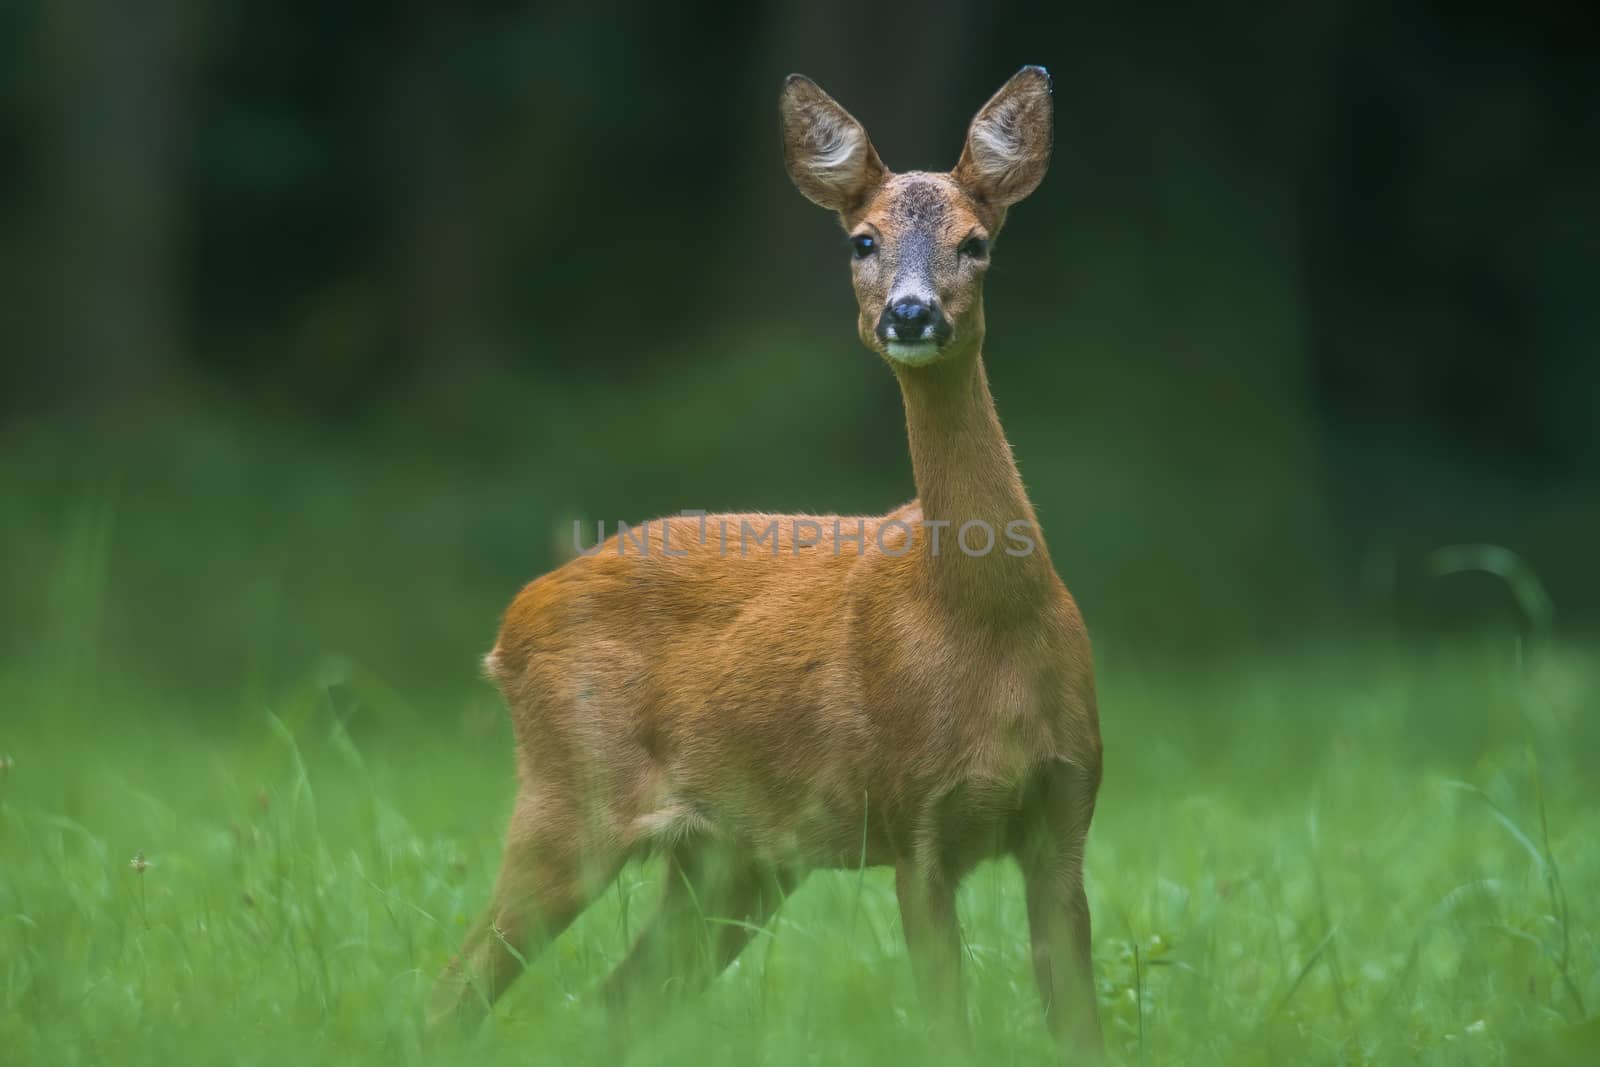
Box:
895;349;1054;622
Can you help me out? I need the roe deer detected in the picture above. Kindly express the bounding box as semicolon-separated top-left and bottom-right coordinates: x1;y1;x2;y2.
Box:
430;65;1103;1056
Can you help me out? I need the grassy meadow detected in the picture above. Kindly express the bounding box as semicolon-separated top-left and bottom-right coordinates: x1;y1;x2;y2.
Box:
2;413;1597;1066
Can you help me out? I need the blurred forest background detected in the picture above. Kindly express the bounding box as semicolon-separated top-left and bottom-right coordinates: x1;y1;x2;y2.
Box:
0;1;1595;701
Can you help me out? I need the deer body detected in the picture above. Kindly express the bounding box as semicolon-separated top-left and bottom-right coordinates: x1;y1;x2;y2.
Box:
433;66;1103;1057
493;504;1090;869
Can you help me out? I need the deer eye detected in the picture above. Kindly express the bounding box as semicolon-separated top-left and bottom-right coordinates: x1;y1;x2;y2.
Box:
959;236;989;260
850;234;876;259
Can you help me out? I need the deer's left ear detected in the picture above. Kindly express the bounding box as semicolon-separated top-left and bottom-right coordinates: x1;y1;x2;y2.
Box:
954;65;1053;210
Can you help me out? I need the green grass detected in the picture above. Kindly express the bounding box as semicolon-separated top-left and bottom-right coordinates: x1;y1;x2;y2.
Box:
3;635;1596;1066
0;413;1596;1063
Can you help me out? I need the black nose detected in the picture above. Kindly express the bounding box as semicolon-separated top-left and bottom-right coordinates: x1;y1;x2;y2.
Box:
886;299;933;340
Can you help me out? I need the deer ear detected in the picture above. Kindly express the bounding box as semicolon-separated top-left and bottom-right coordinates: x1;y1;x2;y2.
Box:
954;65;1053;210
780;75;887;214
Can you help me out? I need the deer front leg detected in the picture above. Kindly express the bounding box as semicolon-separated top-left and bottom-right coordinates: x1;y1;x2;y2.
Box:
894;860;965;1037
1019;760;1103;1059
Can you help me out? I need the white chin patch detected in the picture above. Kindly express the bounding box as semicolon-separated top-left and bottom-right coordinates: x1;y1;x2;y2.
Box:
886;341;941;365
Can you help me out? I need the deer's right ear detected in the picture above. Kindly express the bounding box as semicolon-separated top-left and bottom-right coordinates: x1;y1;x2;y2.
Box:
780;75;887;214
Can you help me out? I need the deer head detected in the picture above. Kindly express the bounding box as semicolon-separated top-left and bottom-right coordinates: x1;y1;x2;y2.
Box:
780;66;1053;368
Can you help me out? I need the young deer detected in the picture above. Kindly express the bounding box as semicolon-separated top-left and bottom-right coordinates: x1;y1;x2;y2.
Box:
430;66;1103;1055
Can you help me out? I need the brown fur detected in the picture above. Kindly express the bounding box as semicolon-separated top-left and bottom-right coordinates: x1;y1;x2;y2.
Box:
430;66;1103;1056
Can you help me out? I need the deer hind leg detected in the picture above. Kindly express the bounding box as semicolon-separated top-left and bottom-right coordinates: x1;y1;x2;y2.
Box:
428;786;625;1033
600;845;796;1018
894;857;966;1037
